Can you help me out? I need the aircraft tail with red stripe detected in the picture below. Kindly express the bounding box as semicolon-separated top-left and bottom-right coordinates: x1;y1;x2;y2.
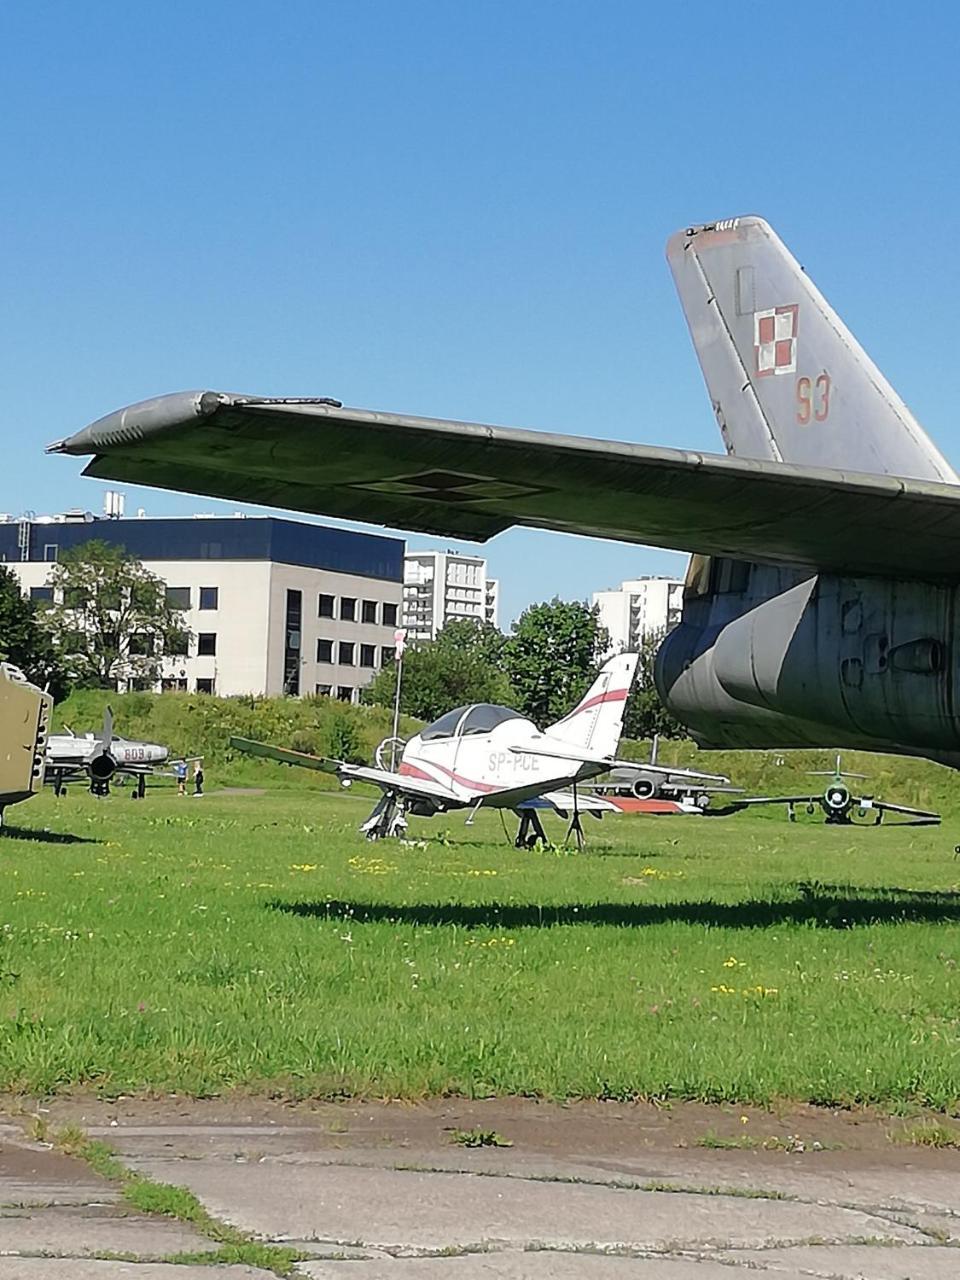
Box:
546;653;639;758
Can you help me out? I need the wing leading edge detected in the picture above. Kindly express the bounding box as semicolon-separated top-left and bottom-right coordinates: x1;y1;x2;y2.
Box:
49;391;960;582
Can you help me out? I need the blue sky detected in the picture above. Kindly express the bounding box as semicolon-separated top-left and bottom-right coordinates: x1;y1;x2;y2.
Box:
2;1;957;622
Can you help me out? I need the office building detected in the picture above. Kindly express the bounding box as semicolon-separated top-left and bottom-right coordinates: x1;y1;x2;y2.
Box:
0;510;403;699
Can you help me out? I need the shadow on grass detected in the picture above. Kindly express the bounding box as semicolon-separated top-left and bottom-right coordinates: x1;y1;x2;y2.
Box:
0;825;101;845
271;883;960;931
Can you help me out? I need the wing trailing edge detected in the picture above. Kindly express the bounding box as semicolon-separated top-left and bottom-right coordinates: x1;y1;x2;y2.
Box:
50;390;960;582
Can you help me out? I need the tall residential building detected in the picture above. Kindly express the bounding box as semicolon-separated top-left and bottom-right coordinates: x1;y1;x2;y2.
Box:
0;512;403;700
402;550;499;642
592;576;684;653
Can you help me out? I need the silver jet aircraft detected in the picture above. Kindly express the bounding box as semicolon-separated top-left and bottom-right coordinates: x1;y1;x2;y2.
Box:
49;217;960;765
46;707;170;798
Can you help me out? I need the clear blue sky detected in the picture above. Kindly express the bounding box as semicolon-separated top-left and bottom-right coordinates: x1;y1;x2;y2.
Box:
3;1;957;623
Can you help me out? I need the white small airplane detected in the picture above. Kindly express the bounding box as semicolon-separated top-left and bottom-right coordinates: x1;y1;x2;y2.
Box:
232;653;702;844
45;707;173;798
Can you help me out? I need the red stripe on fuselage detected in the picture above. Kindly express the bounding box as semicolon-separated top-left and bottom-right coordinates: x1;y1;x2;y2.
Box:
554;686;629;725
398;762;439;784
404;756;499;794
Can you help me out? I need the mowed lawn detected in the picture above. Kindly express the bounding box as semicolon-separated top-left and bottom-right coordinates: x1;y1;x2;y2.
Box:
3;785;960;1109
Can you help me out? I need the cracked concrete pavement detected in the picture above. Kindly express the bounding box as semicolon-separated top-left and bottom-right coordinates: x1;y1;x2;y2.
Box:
4;1098;960;1276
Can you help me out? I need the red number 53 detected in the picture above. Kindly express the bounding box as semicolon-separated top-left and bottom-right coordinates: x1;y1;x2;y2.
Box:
796;372;831;424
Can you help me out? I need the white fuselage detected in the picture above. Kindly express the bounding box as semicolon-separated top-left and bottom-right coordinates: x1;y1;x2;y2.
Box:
47;734;169;768
397;716;599;809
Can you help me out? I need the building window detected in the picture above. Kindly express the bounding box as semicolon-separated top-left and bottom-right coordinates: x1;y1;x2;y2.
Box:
196;677;215;694
317;638;333;663
165;586;191;609
382;602;398;627
337;686;353;702
284;588;302;696
161;677;188;691
43;544;58;562
166;630;190;656
29;586;53;603
128;634;154;657
315;683;332;696
197;632;217;656
318;593;335;618
340;597;356;622
360;644;376;668
380;646;396;666
362;599;378;624
199;586;219;610
339;641;355;666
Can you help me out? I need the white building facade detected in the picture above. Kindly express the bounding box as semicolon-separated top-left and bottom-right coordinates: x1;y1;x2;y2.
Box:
403;550;499;643
592;576;684;653
1;513;404;700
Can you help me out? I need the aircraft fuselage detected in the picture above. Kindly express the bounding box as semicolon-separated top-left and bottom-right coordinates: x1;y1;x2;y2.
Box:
656;559;960;766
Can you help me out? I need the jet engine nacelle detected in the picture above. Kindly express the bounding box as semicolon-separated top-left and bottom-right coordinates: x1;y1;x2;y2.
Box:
656;564;960;759
88;751;117;782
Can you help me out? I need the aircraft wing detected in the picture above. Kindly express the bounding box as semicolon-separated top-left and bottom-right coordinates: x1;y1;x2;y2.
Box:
723;794;819;808
230;736;338;773
531;790;621;814
855;797;941;823
340;763;460;804
48;391;960;582
229;736;460;805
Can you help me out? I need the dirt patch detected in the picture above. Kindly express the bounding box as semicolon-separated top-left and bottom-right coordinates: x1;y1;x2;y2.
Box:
21;1094;960;1173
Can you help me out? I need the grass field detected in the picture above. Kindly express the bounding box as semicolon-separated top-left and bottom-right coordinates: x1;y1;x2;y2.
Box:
3;781;960;1110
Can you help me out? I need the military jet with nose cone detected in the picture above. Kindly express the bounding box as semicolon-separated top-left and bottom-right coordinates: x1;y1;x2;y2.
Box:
713;755;940;826
233;653;644;844
50;216;960;768
45;707;171;798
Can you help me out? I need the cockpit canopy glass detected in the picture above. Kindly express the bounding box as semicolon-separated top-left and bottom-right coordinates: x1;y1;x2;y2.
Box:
420;704;520;741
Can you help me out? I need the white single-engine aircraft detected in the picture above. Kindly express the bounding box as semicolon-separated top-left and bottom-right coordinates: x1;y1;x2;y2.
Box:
46;707;174;798
233;654;656;844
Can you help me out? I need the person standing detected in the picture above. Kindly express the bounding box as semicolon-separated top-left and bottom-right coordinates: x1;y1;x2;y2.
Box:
174;760;187;796
193;761;204;797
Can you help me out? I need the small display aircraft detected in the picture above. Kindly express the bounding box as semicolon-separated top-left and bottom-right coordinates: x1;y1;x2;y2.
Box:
234;653;654;844
715;756;940;826
45;707;173;798
588;734;738;812
0;664;52;828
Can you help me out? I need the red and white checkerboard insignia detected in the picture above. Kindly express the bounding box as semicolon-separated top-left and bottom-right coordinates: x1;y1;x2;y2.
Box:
754;304;798;377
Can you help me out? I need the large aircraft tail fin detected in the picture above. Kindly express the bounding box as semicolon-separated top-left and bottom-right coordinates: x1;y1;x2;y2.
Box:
666;217;957;482
546;653;638;759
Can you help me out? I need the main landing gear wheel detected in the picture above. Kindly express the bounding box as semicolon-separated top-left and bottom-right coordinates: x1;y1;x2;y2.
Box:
360;793;408;841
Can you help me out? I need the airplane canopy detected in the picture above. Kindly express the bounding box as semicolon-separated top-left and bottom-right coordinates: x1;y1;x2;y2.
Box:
420;704;521;741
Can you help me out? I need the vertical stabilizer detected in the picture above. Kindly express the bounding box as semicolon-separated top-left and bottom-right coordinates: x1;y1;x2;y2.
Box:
547;653;639;758
666;217;957;482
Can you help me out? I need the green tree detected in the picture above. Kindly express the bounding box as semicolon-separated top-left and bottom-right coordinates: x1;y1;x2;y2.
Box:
502;599;610;726
41;541;190;690
362;619;513;722
0;565;69;697
622;628;684;741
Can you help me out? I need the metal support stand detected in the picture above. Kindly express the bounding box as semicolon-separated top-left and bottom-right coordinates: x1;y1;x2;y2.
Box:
565;781;585;850
515;810;548;848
